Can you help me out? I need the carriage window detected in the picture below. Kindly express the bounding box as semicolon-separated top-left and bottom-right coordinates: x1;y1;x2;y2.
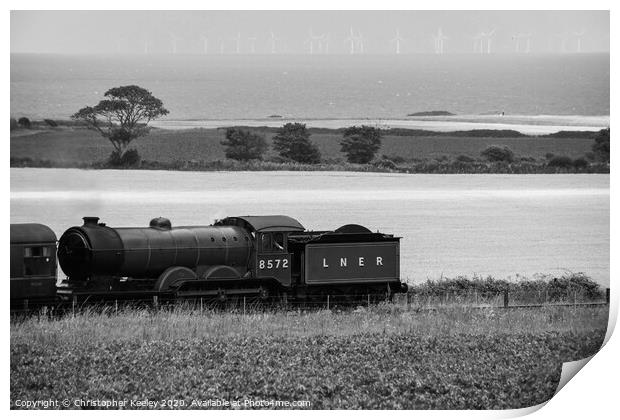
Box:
24;246;51;258
23;246;53;276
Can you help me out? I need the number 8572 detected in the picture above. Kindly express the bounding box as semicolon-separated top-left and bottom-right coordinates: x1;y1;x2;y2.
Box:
258;259;289;269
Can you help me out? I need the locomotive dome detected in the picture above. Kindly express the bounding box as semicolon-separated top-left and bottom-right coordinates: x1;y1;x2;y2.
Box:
150;217;172;230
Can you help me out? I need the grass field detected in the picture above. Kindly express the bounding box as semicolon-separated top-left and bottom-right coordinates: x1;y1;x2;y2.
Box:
10;126;597;164
10;305;608;409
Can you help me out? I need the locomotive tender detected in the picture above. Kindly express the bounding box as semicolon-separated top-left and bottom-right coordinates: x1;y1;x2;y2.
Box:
12;215;407;307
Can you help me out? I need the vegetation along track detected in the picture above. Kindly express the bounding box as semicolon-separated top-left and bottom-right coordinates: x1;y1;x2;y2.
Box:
10;304;608;409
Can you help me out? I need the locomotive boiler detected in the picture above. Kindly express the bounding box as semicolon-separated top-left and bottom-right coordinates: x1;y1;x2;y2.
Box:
46;215;407;304
58;216;254;293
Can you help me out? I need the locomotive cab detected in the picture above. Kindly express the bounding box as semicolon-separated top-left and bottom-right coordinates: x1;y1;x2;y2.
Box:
255;231;292;286
215;216;306;288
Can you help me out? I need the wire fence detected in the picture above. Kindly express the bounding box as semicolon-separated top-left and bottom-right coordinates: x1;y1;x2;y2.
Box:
402;287;610;308
10;287;611;319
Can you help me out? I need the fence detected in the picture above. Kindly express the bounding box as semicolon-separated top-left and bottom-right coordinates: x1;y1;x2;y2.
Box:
9;287;611;319
401;287;610;309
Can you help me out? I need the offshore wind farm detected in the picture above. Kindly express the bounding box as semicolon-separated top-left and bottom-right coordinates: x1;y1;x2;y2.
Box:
79;24;601;56
11;10;608;127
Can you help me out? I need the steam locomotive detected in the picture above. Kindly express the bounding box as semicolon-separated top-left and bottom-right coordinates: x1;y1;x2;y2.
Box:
11;215;407;309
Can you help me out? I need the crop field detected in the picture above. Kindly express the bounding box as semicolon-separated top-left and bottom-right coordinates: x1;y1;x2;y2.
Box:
11;305;607;409
10;126;595;165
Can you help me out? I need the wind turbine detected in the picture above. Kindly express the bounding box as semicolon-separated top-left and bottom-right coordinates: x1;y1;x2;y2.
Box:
231;32;242;54
200;35;209;54
511;33;522;53
390;28;404;54
344;26;357;54
169;33;181;55
357;31;366;54
511;33;531;53
305;28;322;54
553;33;568;53
247;35;257;54
522;33;532;53
484;28;496;54
473;32;485;54
320;33;330;54
433;27;448;54
143;35;150;55
114;37;122;54
574;30;585;53
268;30;279;54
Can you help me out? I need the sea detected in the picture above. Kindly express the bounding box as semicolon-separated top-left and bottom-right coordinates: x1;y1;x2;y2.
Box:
10;53;610;123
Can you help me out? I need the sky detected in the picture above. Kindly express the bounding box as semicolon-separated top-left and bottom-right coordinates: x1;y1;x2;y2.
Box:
11;10;610;55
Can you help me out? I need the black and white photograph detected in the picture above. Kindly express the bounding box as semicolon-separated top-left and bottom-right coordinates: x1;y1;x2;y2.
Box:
8;2;614;413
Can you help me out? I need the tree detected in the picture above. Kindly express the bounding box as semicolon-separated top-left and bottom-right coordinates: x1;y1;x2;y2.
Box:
71;85;169;162
480;145;515;163
573;157;589;169
272;123;321;164
547;155;573;168
17;117;31;129
340;125;383;164
221;128;268;161
592;128;610;163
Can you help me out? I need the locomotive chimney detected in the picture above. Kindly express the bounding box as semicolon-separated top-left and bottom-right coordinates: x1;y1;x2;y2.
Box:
82;216;100;226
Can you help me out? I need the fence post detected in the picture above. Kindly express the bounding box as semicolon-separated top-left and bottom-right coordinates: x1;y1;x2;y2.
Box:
243;296;246;316
367;294;370;307
327;295;330;311
72;295;77;318
200;297;203;315
406;293;411;311
606;288;610;304
574;290;577;308
503;290;509;308
153;295;159;310
115;300;118;316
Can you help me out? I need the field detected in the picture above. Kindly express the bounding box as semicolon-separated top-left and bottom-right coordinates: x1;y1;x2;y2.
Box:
10;305;608;409
10;126;596;165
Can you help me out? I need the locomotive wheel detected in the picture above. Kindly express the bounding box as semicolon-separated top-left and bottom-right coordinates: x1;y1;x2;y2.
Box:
257;286;270;301
154;266;197;293
217;289;227;302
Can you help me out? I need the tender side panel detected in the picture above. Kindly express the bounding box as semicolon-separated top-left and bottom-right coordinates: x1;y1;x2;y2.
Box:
304;242;399;284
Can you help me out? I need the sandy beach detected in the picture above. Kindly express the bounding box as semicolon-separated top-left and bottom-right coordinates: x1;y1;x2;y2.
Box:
151;114;610;135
